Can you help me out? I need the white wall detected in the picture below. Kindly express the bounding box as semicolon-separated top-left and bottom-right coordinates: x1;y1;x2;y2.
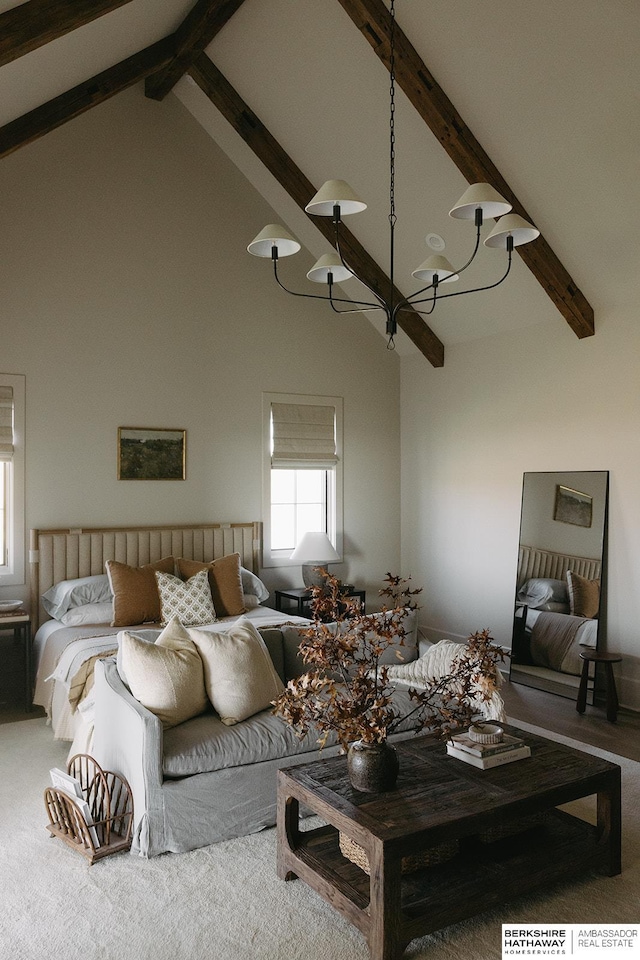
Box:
401;301;640;709
0;85;401;605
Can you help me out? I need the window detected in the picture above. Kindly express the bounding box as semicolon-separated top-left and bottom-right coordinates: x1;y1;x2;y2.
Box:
262;393;343;567
0;375;25;585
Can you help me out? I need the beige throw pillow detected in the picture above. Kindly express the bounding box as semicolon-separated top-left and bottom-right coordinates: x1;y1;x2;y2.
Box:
176;553;245;618
120;616;208;728
106;556;175;626
155;569;216;626
189;618;284;725
566;570;600;619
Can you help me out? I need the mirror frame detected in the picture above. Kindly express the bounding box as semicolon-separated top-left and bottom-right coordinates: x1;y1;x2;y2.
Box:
510;470;609;701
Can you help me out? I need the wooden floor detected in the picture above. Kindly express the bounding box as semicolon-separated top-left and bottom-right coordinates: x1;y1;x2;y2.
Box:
502;675;640;762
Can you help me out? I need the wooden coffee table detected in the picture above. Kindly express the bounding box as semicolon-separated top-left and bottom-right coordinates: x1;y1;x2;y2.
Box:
277;725;621;960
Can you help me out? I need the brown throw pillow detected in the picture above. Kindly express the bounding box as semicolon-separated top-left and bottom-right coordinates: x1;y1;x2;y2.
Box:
176;553;245;618
566;570;600;619
106;556;175;626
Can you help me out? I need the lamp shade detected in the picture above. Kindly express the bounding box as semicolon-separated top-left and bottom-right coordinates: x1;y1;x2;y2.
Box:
247;224;301;258
411;255;459;283
307;252;354;284
305;180;367;217
483;214;540;248
291;532;341;588
290;531;340;563
449;183;512;220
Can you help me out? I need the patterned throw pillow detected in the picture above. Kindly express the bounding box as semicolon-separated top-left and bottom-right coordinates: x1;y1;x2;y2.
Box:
155;569;216;626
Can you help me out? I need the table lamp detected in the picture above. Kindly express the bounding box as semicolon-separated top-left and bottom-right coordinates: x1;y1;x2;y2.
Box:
290;532;340;588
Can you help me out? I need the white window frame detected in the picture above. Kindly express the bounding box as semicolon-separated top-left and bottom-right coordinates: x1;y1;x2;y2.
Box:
0;373;25;586
262;392;343;569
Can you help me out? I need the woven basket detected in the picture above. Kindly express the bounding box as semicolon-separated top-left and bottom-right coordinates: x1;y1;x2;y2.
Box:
478;811;549;844
339;833;458;875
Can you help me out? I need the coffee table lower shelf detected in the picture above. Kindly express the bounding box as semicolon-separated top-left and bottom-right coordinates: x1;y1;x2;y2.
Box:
281;811;607;948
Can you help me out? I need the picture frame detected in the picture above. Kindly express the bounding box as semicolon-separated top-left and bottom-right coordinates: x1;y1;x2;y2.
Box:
118;427;186;481
553;484;592;528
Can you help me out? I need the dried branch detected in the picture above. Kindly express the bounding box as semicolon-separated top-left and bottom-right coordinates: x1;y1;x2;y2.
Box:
273;572;504;752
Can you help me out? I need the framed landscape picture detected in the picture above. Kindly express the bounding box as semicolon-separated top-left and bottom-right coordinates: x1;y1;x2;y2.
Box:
553;484;592;527
118;427;186;480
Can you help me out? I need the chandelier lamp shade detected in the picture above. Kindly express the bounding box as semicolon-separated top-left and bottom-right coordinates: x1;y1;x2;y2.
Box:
247;0;540;348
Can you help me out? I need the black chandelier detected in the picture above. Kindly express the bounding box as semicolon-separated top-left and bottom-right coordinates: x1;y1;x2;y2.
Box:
248;0;540;348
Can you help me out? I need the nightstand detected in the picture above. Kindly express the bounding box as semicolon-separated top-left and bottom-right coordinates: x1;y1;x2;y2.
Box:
0;609;32;711
275;587;366;618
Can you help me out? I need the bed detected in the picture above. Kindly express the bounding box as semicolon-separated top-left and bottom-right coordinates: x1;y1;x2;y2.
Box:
30;522;309;750
511;543;602;690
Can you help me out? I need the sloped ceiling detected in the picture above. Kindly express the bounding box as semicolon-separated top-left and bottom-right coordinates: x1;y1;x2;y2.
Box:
2;0;639;363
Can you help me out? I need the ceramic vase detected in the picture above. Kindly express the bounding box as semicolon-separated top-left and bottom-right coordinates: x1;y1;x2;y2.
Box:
347;739;399;793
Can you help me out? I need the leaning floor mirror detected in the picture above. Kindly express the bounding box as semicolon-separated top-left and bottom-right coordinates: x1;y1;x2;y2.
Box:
510;471;609;701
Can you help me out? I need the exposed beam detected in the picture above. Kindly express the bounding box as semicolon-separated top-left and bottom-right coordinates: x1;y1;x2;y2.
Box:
0;37;175;160
145;0;247;101
336;0;594;339
0;0;134;68
189;53;445;366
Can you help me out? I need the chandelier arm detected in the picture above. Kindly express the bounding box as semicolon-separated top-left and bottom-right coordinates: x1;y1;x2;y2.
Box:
273;260;383;310
399;249;514;308
333;221;388;311
393;220;484;318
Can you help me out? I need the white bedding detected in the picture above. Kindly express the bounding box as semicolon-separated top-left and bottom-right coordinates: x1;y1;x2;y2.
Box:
525;607;597;676
33;606;311;746
525;607;597;647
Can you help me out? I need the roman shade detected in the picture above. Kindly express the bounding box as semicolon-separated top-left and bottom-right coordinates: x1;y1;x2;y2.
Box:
0;386;14;461
271;402;337;467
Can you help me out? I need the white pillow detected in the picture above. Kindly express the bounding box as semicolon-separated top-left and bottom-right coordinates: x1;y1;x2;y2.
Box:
155;569;216;626
189;617;284;725
240;567;269;602
517;578;568;609
42;574;112;620
120;616;208;728
60;601;114;626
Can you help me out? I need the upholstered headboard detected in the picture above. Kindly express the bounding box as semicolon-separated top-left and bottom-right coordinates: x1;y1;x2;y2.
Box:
29;521;262;630
517;544;601;590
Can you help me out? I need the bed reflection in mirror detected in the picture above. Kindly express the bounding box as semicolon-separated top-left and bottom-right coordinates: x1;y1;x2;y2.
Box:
510;471;609;701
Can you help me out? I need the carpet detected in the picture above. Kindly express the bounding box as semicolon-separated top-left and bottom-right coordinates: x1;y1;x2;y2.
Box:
0;718;637;960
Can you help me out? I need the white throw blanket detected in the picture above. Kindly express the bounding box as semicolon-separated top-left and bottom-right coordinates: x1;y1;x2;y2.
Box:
385;639;506;721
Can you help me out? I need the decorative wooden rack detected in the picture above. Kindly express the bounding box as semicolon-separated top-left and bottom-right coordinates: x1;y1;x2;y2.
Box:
44;754;133;865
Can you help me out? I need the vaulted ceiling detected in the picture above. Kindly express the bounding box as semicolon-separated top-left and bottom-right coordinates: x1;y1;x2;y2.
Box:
2;0;638;364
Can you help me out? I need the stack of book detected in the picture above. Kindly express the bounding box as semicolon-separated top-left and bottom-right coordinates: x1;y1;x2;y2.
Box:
446;730;531;769
0;608;28;620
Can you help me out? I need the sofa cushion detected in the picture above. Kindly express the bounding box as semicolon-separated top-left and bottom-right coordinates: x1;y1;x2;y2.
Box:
120;616;208;728
189;618;284;725
281;609;419;681
161;685;418;778
257;627;286;684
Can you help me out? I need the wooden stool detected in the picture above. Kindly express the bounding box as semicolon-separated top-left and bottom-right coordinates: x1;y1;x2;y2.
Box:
577;651;622;722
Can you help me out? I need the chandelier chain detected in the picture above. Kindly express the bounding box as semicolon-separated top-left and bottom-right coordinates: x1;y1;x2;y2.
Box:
388;0;396;231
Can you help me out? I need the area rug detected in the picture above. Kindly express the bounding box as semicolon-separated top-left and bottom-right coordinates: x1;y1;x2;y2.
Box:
0;718;637;960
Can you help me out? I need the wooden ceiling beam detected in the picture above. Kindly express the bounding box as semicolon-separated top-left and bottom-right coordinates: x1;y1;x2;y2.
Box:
189;53;445;366
145;0;248;102
336;0;594;339
0;37;175;160
0;0;134;68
